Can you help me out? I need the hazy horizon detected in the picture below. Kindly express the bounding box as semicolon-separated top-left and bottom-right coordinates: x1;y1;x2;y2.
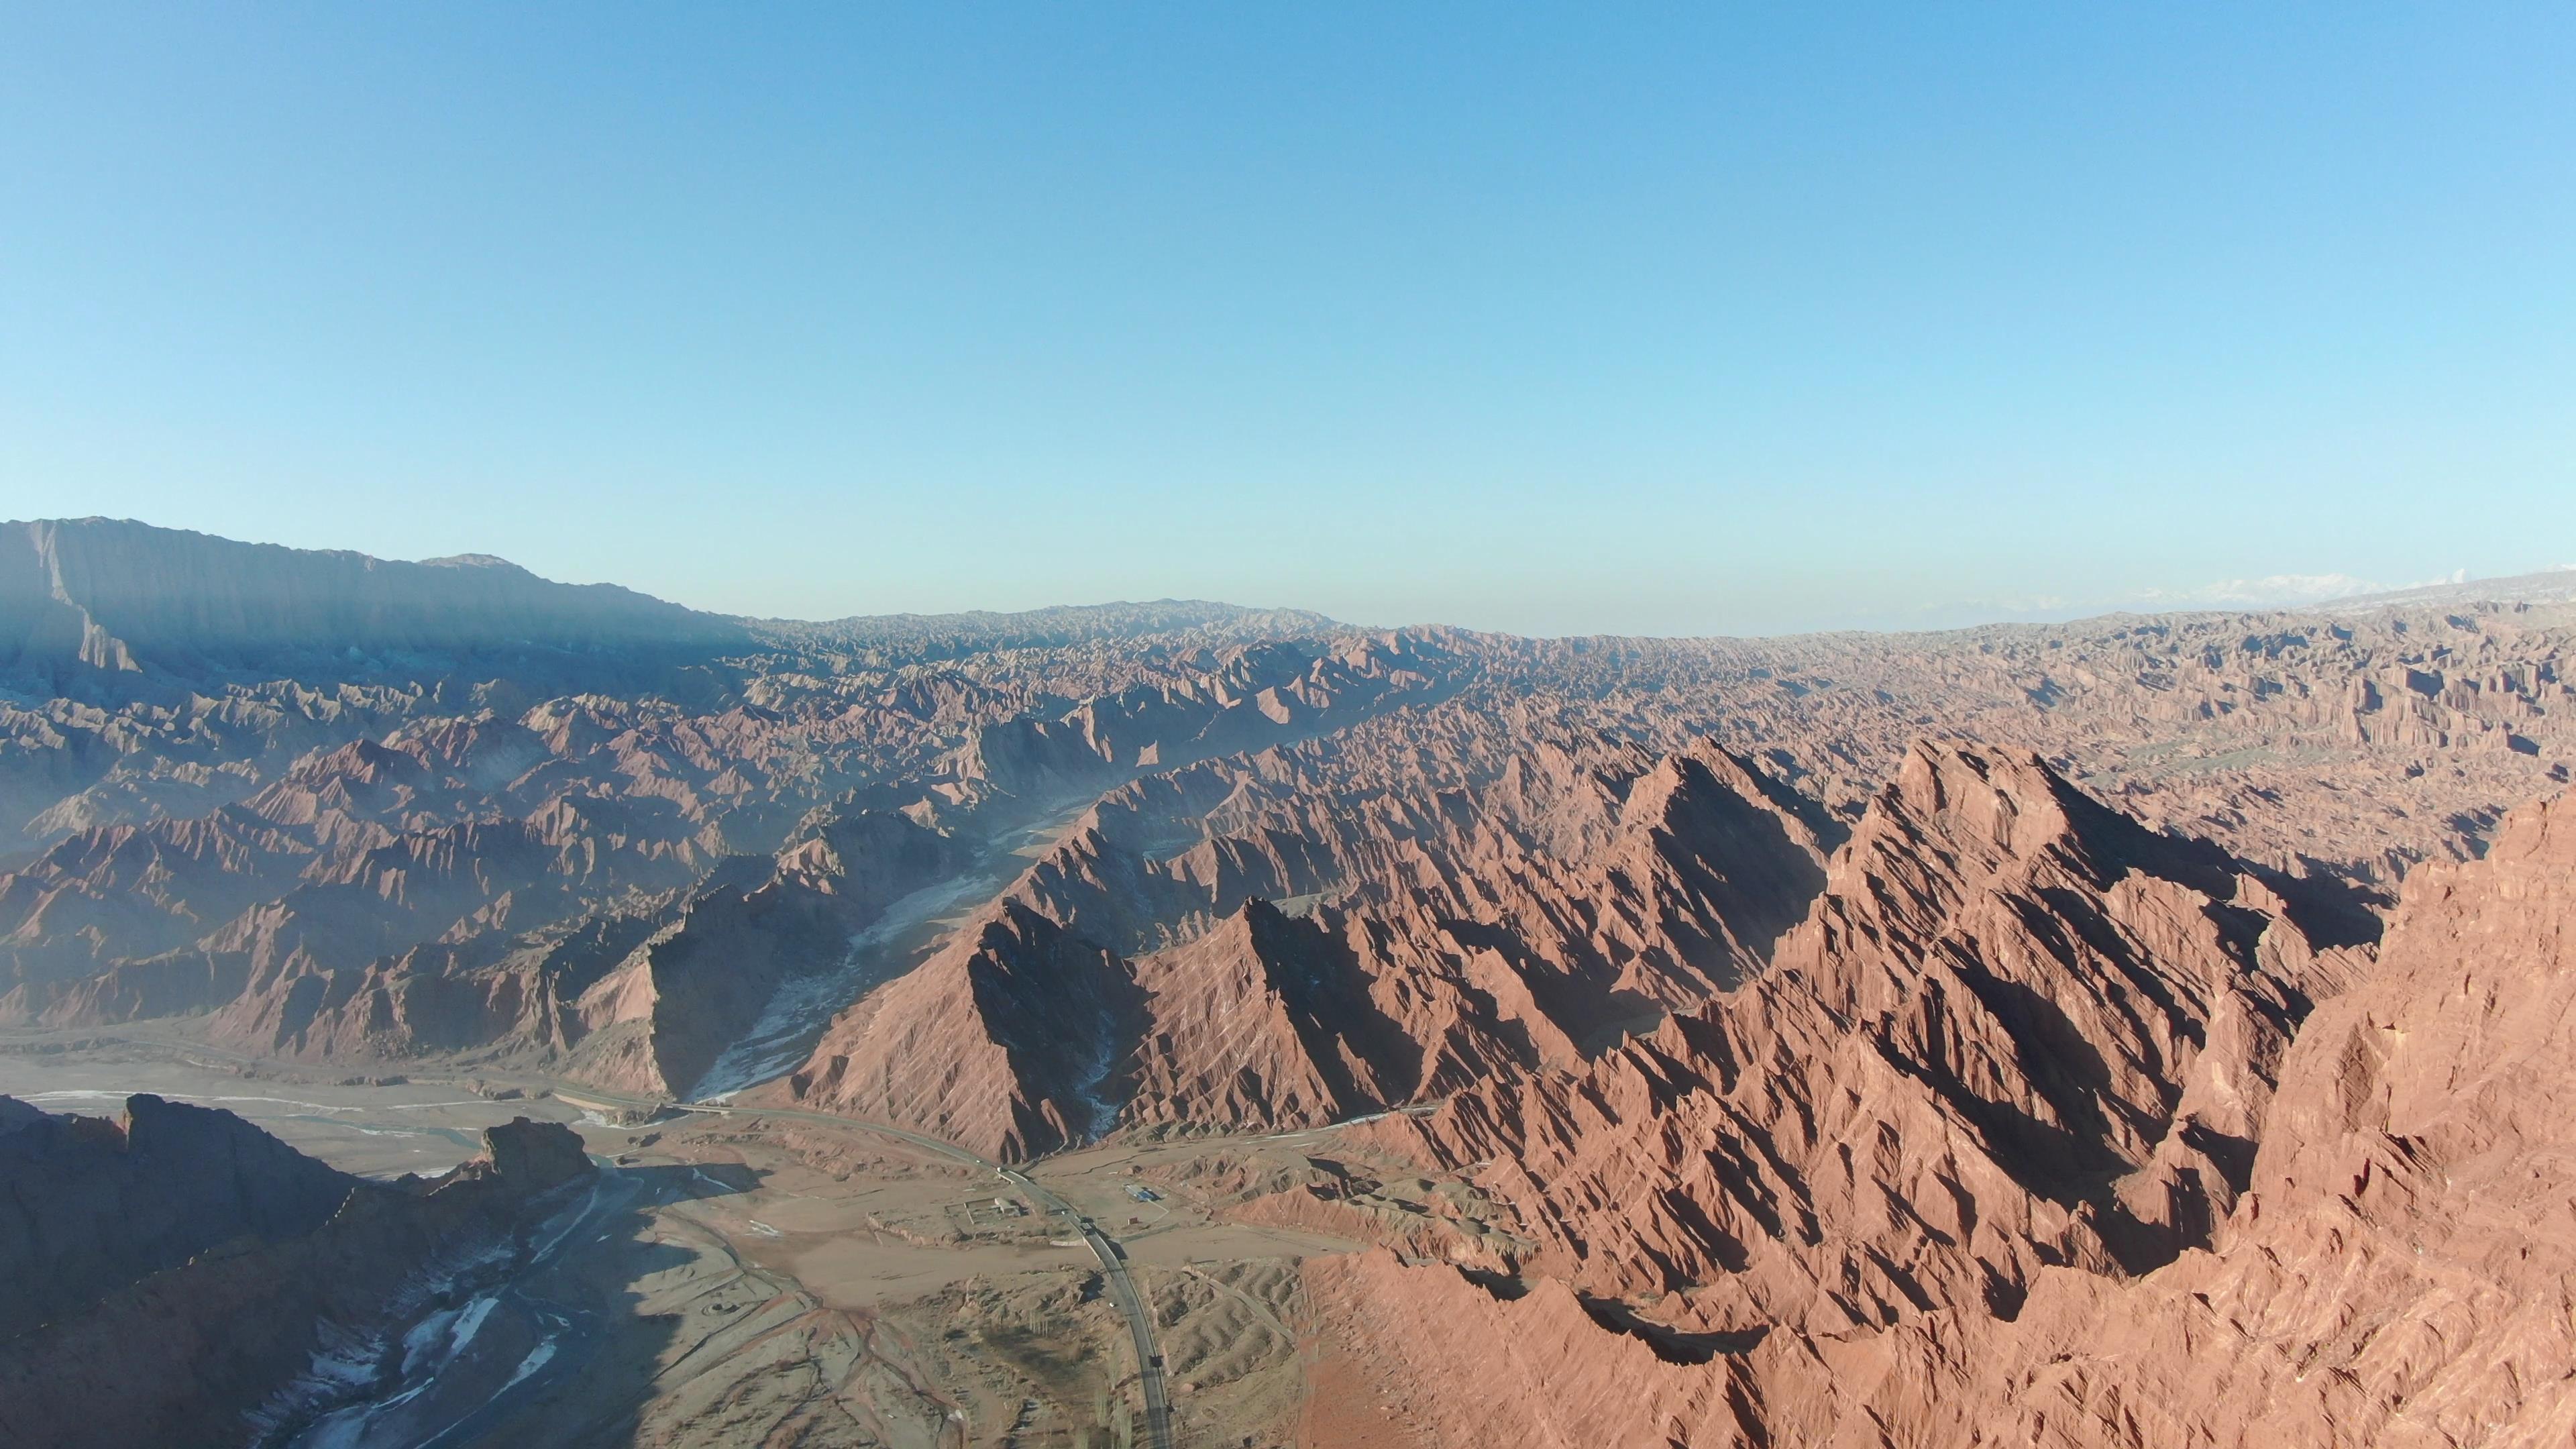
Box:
5;7;2571;634
18;513;2573;642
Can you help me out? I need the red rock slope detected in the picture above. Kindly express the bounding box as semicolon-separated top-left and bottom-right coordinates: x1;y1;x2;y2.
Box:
1301;745;2575;1449
787;736;1839;1159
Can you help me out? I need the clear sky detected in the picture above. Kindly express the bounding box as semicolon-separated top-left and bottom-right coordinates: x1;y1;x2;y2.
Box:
3;5;2570;635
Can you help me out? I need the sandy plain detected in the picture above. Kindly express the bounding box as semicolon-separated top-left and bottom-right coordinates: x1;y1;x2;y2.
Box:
1;1024;1379;1448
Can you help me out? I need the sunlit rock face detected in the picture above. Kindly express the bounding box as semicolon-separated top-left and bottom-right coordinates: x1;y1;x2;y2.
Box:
1299;781;2576;1449
0;519;2572;1445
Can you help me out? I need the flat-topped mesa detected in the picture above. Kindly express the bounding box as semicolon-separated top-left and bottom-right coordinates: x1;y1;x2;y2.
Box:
1368;739;2365;1328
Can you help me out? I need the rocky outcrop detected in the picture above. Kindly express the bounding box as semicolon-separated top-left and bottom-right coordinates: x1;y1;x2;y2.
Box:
0;1093;357;1341
1122;900;1416;1133
564;807;977;1097
1301;769;2576;1449
785;733;1839;1155
791;900;1142;1160
0;519;2567;1163
1;521;2572;1446
0;1104;594;1449
1355;743;2357;1320
568;877;853;1096
447;1112;596;1197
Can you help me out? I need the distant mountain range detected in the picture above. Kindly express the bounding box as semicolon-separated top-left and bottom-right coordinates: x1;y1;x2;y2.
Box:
0;515;2569;1446
2318;566;2576;613
0;518;745;682
18;519;2574;688
0;519;1333;689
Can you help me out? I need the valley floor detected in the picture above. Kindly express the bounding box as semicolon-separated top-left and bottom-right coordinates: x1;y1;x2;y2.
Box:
0;1024;1388;1449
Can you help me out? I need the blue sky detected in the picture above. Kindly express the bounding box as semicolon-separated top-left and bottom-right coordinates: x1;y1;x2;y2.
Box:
3;5;2569;634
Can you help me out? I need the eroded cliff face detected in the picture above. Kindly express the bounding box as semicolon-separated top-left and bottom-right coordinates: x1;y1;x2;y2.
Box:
0;1101;594;1449
785;734;1841;1159
1297;771;2576;1449
1;526;2573;1446
3;525;2571;1144
1839;786;2576;1449
0;1092;358;1342
1120;899;1417;1135
555;807;981;1098
791;900;1142;1160
0;616;1466;1097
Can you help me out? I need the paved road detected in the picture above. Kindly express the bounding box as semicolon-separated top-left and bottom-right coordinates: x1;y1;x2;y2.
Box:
556;1085;1175;1449
997;1165;1173;1449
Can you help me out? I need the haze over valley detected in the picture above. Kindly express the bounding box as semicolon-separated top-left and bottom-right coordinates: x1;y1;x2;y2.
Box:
2;517;2572;1446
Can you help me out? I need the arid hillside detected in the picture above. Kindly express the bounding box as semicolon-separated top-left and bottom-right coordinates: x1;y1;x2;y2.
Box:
3;526;2569;1134
3;524;2573;1445
1299;767;2576;1449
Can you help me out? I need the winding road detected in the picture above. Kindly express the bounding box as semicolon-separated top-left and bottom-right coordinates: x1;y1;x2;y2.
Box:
996;1165;1173;1449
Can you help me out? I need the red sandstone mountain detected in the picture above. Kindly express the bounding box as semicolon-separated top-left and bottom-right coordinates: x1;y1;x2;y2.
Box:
1297;758;2573;1448
1;523;2573;1446
785;735;1839;1159
4;525;2569;1173
3;527;2567;1114
1389;743;2366;1298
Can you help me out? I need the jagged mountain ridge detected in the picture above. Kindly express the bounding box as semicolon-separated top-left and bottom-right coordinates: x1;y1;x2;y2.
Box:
1;518;1343;694
0;521;2573;1445
0;519;2568;1163
1349;745;2367;1316
785;733;1839;1159
0;636;1454;1106
1297;768;2576;1448
756;598;1342;663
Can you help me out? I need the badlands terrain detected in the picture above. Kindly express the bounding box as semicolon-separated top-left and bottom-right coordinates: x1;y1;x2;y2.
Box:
3;516;2574;1448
